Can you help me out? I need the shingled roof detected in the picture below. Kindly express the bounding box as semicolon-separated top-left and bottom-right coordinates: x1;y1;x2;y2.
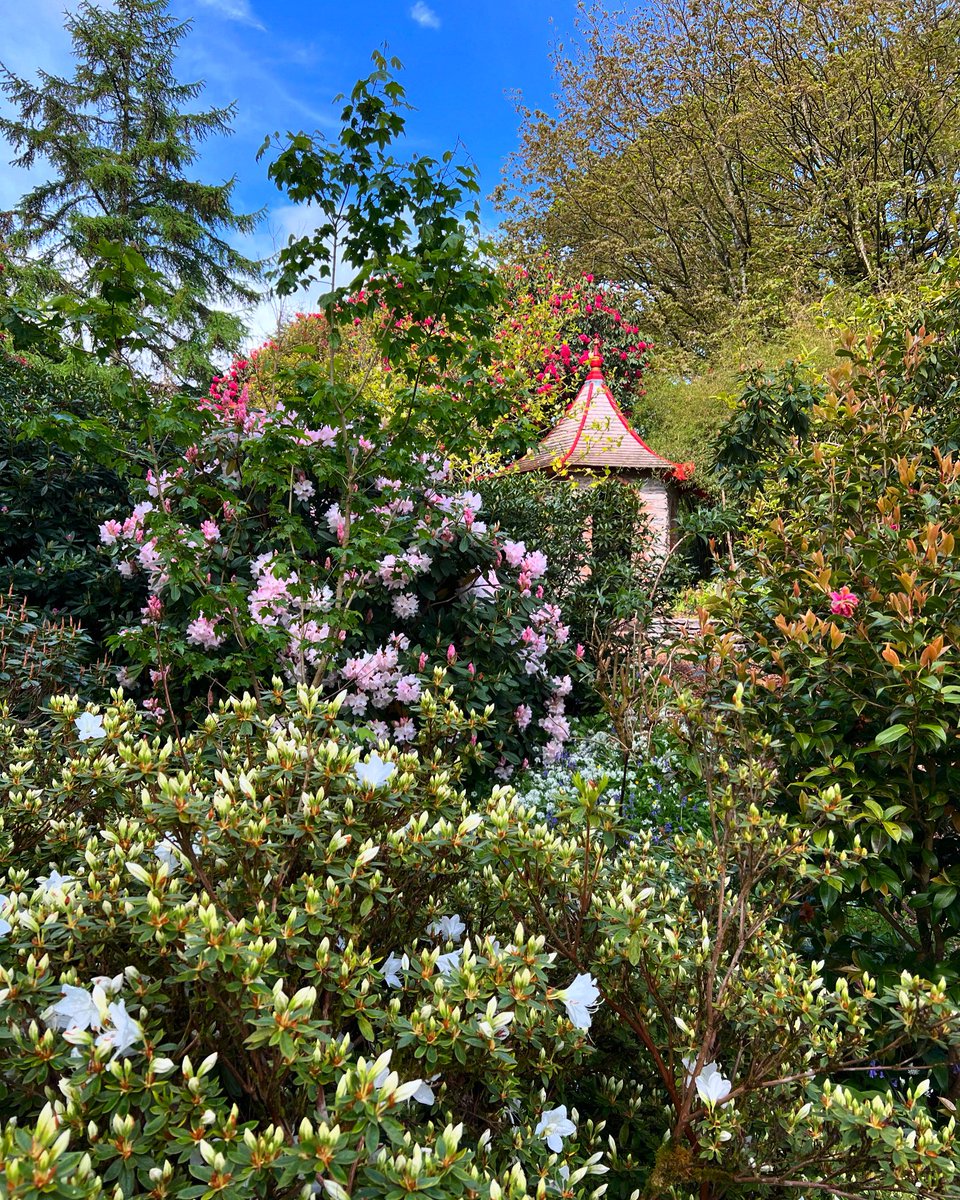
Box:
510;354;676;475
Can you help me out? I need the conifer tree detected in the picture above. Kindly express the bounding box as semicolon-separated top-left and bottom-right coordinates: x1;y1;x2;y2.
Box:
0;0;262;385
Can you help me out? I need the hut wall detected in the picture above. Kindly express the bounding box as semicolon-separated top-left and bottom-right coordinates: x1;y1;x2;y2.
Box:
638;477;674;553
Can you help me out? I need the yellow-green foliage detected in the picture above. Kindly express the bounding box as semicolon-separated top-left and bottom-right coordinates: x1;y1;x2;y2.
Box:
643;303;850;471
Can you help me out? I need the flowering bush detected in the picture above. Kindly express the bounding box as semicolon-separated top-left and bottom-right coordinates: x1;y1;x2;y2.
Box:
515;720;704;837
476;698;960;1200
98;373;579;776
0;689;608;1199
700;337;960;966
488;258;652;452
3;690;956;1199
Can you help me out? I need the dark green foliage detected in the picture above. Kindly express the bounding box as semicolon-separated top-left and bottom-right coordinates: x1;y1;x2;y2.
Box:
0;594;110;717
0;0;261;387
710;360;824;500
0;351;145;643
479;472;682;644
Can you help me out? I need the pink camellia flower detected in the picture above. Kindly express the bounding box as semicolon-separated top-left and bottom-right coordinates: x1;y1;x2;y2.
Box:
829;587;860;617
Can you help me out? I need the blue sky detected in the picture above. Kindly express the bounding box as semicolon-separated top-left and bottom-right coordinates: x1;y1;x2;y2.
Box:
1;0;585;336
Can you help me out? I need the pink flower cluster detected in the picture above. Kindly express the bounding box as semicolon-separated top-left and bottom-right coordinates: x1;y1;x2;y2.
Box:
186;615;223;650
102;376;578;770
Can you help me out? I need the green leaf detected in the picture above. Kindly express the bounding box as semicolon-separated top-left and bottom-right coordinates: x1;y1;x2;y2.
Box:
874;723;910;746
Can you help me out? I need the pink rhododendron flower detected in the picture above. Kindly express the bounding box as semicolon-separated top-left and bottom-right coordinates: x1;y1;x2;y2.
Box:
186;616;223;650
99;519;123;546
396;675;422;704
141;596;163;624
502;539;527;567
522;550;548;580
393;718;416;743
446;643;457;665
200;520;220;543
829;587;860;617
515;704;532;730
392;592;419;620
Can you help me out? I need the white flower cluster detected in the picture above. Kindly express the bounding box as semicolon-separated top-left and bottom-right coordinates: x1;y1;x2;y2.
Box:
41;975;142;1060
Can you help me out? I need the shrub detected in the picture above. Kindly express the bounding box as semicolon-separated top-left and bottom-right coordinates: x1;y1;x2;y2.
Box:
98;382;579;778
474;697;960;1200
478;472;694;647
0;349;146;643
2;690;955;1200
701;338;960;965
0;593;110;718
0;688;609;1199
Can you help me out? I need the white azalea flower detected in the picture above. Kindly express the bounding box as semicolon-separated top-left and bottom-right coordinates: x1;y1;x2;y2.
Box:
435;950;461;977
373;1059;433;1104
74;711;106;741
411;1077;438;1105
535;1105;577;1153
427;914;465;943
37;870;76;897
557;973;600;1030
353;752;396;789
382;951;409;988
95;999;142;1059
153;839;182;872
695;1061;733;1107
479;1010;514;1039
43;984;106;1032
90;974;124;995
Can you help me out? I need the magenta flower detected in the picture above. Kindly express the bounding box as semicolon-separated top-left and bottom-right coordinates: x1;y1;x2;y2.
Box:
829;587;860;617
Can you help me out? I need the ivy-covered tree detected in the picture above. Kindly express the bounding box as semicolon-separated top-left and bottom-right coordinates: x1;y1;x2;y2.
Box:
0;0;262;386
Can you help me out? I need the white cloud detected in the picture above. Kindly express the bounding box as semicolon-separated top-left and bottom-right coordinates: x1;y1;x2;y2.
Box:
196;0;265;31
410;3;441;30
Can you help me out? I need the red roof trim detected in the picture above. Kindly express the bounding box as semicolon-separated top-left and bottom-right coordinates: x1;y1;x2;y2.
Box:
559;370;677;470
599;377;677;468
558;377;598;468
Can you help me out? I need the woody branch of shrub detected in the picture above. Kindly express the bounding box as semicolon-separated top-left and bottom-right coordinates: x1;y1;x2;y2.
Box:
477;682;959;1200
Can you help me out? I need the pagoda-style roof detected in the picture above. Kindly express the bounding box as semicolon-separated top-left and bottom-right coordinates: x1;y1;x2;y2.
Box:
511;355;676;476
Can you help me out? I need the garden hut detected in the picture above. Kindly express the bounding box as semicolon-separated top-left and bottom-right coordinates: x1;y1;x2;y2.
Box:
509;352;683;552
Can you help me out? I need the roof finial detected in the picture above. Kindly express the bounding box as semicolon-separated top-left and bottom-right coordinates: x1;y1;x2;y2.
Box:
587;338;603;380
